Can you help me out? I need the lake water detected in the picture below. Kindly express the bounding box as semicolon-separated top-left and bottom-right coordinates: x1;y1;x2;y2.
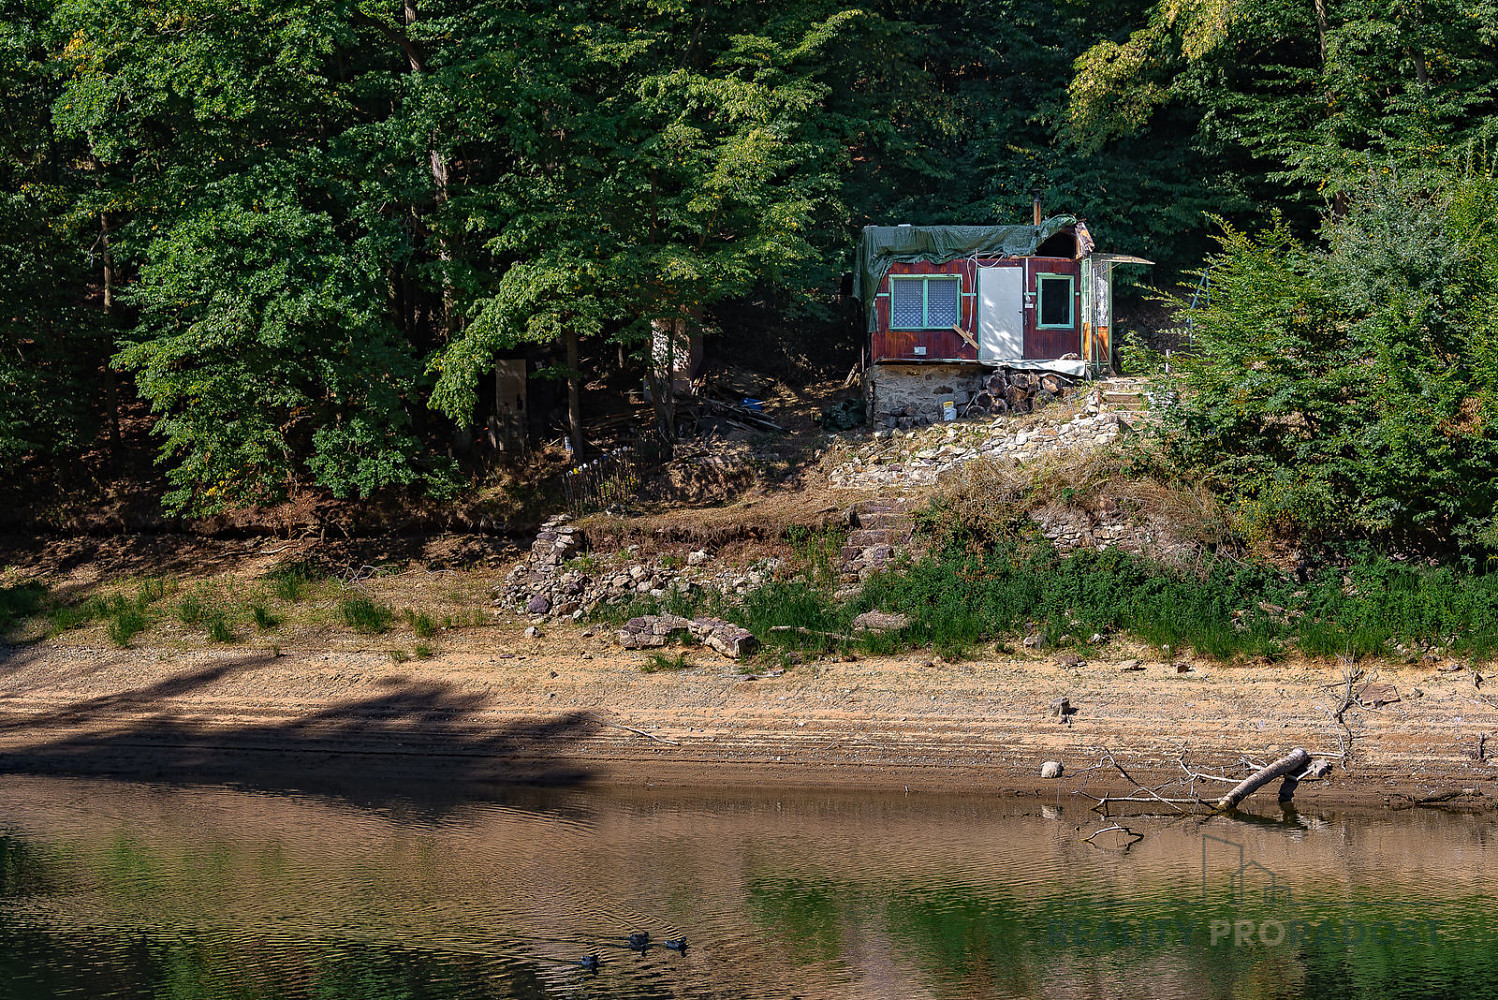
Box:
0;773;1494;999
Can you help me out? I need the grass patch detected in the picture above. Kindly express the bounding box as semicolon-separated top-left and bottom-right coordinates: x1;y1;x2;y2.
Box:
268;564;316;602
107;608;149;647
439;609;488;630
389;648;410;664
135;577;169;606
177;593;206;625
405;610;435;638
785;524;847;590
716;529;1498;664
641;651;692;673
251;604;280;630
413;643;435;659
0;583;46;634
206;615;236;644
339;596;392;634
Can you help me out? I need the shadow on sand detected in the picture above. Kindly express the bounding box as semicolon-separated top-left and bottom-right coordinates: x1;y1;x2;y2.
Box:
0;654;597;812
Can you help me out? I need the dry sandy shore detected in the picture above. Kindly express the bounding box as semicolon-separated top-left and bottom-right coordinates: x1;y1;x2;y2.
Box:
2;623;1495;811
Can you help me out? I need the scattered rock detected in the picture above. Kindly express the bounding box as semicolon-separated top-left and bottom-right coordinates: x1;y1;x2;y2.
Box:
853;610;910;633
524;626;541;639
1048;697;1075;719
687;550;711;567
526;595;552;615
1119;659;1143;672
1356;681;1401;708
690;617;758;659
616;614;691;649
1040;761;1064;779
1056;653;1083;668
1174;661;1192;673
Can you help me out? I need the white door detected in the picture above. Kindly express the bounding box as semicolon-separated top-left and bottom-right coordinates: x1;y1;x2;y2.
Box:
978;265;1024;363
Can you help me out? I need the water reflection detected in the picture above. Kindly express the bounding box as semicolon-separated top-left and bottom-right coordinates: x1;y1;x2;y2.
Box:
0;775;1493;999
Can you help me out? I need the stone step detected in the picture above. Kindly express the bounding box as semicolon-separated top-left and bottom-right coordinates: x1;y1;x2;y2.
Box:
847;527;912;547
853;512;912;530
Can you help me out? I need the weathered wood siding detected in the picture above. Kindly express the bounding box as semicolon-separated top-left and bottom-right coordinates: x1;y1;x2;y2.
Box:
870;260;978;363
1024;257;1081;360
870;256;1084;364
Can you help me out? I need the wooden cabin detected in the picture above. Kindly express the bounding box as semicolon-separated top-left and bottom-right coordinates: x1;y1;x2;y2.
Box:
852;217;1148;424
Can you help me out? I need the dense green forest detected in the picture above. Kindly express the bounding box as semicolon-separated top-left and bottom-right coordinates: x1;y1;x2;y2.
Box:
2;1;1496;554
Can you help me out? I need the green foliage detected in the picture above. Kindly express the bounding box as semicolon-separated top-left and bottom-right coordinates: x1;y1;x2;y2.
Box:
106;608;148;647
268;566;314;603
0;583;46;634
404;610;435;638
338;596;392;634
641;651;692;673
250;605;279;630
176;594;205;625
205;613;233;643
1155;166;1498;555
117;192;439;514
716;536;1498;662
785;525;848;591
1068;0;1498;210
428;3;889;423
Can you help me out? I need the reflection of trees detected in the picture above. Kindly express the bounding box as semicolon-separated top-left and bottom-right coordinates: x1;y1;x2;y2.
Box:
1;782;1497;1000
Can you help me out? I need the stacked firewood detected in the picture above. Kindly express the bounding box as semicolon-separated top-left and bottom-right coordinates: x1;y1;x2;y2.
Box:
966;369;1075;417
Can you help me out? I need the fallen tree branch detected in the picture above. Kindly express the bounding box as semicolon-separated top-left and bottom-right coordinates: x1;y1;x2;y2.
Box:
585;714;679;746
1084;823;1144;850
768;625;848;640
1214;747;1310;810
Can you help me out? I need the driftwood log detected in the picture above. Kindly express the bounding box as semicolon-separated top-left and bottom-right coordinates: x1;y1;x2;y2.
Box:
1214;748;1310;810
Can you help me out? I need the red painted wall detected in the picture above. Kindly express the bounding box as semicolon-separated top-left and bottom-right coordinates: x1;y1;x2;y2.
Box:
869;257;1081;364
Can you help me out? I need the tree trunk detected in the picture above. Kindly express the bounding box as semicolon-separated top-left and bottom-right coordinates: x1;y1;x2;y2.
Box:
100;213;121;456
1214;748;1310;810
403;0;457;339
648;315;686;442
564;327;585;461
1309;0;1348;217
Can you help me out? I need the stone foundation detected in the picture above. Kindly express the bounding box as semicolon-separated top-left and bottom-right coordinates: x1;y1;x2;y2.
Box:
866;363;989;426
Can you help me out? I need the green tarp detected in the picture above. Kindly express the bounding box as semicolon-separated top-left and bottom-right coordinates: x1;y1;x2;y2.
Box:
852;216;1077;332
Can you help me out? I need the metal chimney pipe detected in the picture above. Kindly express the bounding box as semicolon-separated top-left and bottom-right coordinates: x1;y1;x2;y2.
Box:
1032;190;1043;226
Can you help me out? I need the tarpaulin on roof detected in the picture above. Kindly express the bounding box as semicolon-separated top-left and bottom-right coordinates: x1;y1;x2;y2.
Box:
852;216;1078;332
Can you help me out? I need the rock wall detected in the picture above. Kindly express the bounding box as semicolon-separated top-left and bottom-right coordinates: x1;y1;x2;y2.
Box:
866;363;989;426
866;363;1078;428
1030;505;1197;564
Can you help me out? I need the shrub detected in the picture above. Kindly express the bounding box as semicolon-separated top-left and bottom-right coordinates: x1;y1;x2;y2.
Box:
1152;169;1498;558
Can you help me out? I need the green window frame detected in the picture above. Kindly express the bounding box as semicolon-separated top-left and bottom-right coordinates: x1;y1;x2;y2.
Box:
889;275;962;330
1037;274;1075;329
